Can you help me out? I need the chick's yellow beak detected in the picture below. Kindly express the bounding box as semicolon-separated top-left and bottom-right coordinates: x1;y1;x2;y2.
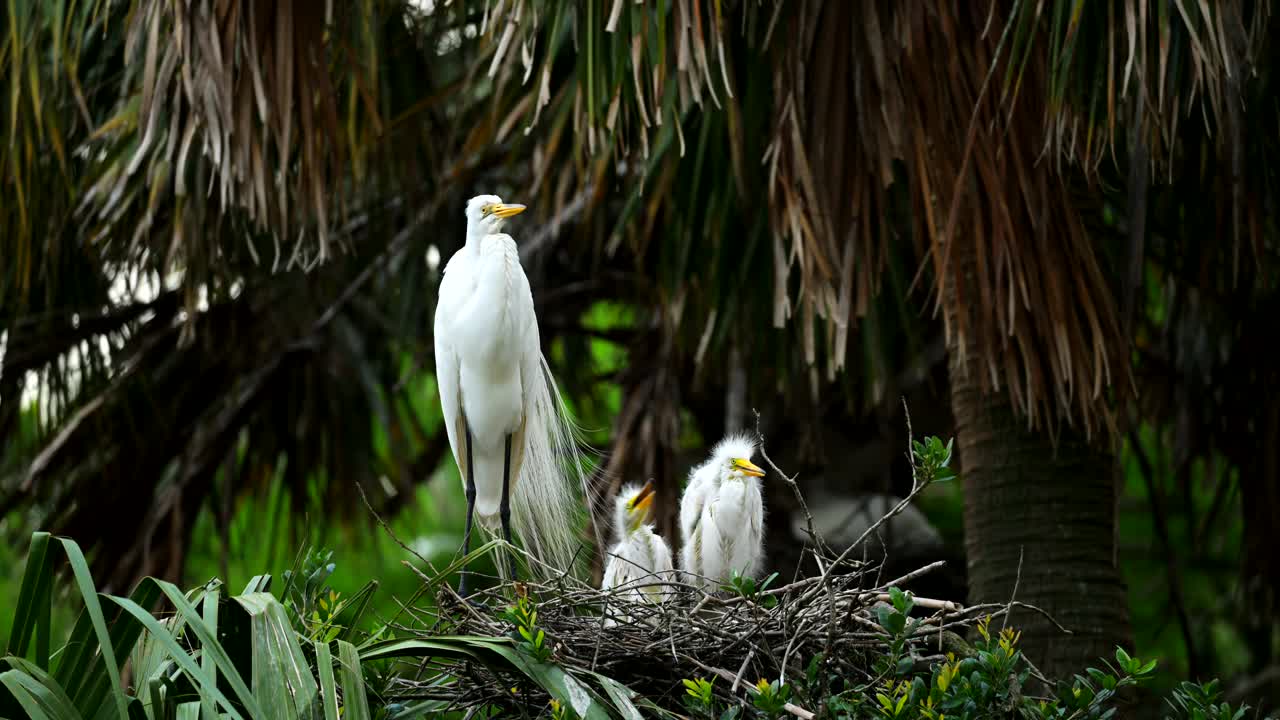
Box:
629;480;656;514
492;203;527;219
733;458;765;477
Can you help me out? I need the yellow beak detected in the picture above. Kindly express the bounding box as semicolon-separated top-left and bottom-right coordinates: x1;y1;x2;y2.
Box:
492;203;527;219
630;480;656;514
734;458;765;477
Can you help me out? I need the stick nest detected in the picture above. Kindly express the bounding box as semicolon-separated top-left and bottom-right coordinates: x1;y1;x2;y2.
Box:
380;543;1034;717
373;420;1045;716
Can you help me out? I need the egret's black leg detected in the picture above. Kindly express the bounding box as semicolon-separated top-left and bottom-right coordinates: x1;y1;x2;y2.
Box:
500;434;517;581
458;423;477;598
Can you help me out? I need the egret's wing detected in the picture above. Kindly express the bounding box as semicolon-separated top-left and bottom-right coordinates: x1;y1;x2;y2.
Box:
735;482;765;578
679;461;717;544
435;336;468;482
434;256;469;485
645;532;675;602
654;533;674;572
679;479;704;544
601;540;628;589
695;503;724;587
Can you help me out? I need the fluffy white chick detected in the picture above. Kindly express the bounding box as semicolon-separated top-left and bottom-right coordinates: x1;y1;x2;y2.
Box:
679;434;766;590
602;480;675;605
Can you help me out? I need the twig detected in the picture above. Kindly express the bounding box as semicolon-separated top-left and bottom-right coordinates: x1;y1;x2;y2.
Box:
755;409;829;560
1001;546;1023;633
731;649;754;693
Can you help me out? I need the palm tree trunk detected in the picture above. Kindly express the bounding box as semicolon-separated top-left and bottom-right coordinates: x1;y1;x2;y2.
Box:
948;352;1132;680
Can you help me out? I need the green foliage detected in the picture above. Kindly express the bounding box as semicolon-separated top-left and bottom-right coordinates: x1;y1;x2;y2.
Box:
872;588;922;678
0;531;382;720
723;570;779;609
750;678;791;717
910;437;956;484
683;677;717;717
1163;679;1258;720
4;530;1270;720
792;609;1162;720
501;590;552;663
279;547;380;645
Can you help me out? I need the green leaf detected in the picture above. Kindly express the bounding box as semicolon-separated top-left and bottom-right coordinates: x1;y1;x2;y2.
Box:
0;671;59;720
199;585;220;720
337;640;371;720
585;671;643;720
57;539;130;720
315;642;340;720
329;581;377;643
234;593;321;719
895;656;914;675
1;658;81;720
6;532;52;665
107;594;250;720
470;639;610;720
62;579;163;716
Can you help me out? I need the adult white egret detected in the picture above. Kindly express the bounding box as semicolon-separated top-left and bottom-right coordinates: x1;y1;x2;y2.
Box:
601;480;675;604
434;195;595;594
678;434;766;590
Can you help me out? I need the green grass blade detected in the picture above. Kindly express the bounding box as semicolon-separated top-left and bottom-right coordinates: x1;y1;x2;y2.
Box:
147;676;167;719
356;637;492;664
241;575;271;595
336;640;370;720
232;593;319;719
199;586;220;720
1;658;82;719
6;532;52;661
314;641;339;720
330;581;377;644
57;538;130;720
0;671;58;720
585;671;643;720
62;578;163;715
106;594;250;720
453;639;609;720
147;581;261;717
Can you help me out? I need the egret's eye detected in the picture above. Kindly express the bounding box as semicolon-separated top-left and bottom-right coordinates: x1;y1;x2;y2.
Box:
481;205;492;216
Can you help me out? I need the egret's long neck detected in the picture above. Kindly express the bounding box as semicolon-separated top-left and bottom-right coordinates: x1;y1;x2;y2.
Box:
452;234;521;367
464;223;486;254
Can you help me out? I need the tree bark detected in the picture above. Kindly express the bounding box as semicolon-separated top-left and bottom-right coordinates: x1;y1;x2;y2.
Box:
949;354;1132;681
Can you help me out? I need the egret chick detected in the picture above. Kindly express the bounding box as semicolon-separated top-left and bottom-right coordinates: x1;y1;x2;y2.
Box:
679;434;766;590
435;195;596;595
602;480;675;604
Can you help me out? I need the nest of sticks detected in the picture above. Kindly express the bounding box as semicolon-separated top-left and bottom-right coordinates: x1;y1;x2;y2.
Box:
374;459;1060;718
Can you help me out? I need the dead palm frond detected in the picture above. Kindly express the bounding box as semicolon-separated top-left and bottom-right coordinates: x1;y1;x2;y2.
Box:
0;1;549;586
481;0;1278;440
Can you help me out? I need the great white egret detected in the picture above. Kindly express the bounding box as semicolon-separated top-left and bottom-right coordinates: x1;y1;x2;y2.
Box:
601;480;675;604
434;194;594;594
679;434;766;590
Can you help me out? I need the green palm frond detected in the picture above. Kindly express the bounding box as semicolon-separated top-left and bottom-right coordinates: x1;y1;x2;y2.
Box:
1;531;382;719
480;0;1280;439
85;0;390;269
1007;0;1269;173
478;0;933;405
478;1;1122;435
0;1;527;586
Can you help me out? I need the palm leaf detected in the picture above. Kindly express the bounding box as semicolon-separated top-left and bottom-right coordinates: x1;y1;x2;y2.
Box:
1;531;384;720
